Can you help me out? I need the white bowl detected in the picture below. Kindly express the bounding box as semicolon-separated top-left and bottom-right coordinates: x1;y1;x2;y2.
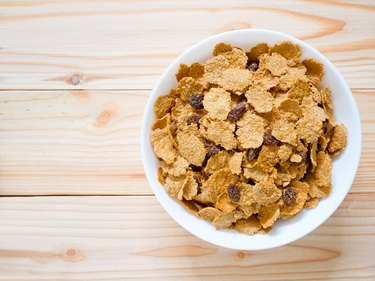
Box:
141;29;361;250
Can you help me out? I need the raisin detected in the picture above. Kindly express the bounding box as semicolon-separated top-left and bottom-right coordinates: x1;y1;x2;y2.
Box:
247;61;259;72
247;148;260;161
228;103;247;122
263;129;280;146
189;93;204;109
227;184;241;202
187;114;201;125
204;142;220;157
282;187;296;206
238;95;247;103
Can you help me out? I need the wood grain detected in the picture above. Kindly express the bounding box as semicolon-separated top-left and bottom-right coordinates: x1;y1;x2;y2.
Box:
0;89;373;195
0;1;374;280
0;0;374;90
0;194;374;281
0;90;148;195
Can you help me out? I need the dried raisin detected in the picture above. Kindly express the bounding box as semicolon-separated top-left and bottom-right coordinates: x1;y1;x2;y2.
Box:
228;103;247;122
247;148;260;161
189;93;204;109
204;142;220;157
227;184;241;202
247;61;259;72
187;114;201;125
263;129;280;146
282;187;296;205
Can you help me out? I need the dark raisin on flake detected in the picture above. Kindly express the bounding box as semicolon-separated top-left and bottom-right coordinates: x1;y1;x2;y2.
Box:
282;187;297;206
247;148;260;161
263;129;280;146
189;93;204;109
228;103;247;122
204;142;220;157
247;61;259;72
227;184;241;202
187;114;201;125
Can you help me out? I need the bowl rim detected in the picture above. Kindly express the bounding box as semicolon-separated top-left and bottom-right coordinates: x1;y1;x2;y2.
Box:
141;28;362;250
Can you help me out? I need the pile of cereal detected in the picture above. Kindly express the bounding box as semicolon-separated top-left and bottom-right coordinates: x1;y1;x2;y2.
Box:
151;41;347;234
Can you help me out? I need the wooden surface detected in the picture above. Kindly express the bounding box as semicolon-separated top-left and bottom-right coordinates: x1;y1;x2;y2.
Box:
0;0;374;280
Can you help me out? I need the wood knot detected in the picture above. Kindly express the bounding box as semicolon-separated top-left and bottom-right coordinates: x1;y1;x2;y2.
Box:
94;106;117;127
96;110;111;126
69;73;83;85
60;248;85;263
236;251;247;259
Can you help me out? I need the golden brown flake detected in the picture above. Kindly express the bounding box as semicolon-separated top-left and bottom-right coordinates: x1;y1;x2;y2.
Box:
246;43;270;61
278;144;294;162
258;203;280;228
216;192;238;213
176;131;206;166
261;53;288;77
161;155;190;177
151;120;178;165
199;168;239;204
213;42;234;56
218;68;252;92
175;77;203;102
203;55;230;84
153;92;176;118
304;197;319;209
277;99;302;122
303;59;324;85
221;47;248;69
236;112;265;149
235;216;262;234
271;41;302;66
246;86;274;113
228;152;243;175
296;115;323;144
178;174;199;200
200;117;237;150
272;118;297;145
328;124;347;154
252;181;282;205
164;175;186;198
205;151;230;174
203;88;231;120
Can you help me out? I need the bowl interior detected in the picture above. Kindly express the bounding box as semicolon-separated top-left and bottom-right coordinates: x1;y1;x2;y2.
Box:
141;29;361;250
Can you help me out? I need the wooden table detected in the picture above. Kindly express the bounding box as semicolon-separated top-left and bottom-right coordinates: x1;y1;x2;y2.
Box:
0;1;374;280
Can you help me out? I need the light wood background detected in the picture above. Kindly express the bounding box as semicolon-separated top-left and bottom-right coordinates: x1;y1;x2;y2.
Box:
0;0;374;280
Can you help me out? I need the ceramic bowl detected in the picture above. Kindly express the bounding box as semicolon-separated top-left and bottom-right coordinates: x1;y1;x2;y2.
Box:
141;29;361;250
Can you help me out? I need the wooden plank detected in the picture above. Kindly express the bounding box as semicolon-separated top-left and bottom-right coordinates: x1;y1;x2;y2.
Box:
0;0;374;90
0;90;149;195
0;194;374;281
0;89;374;195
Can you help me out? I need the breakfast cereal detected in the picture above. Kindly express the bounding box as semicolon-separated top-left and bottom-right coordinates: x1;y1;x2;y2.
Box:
150;40;347;234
